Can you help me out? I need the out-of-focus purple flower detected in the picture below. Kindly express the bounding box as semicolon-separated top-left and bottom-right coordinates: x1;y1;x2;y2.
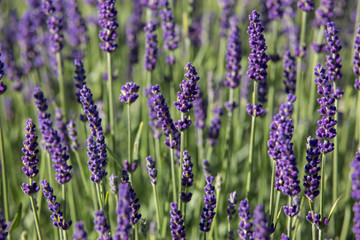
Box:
109;174;119;195
54;108;69;147
126;0;143;70
41;180;72;230
311;43;327;53
202;159;211;177
283;197;300;217
65;0;89;59
140;218;149;238
218;0;238;38
119;82;140;104
281;234;290;240
66;120;79;151
160;3;178;65
199;176;217;232
325;22;342;85
303;137;321;200
144;20;158;71
114;183;132;240
266;0;284;20
98;0;118;53
170;202;186;239
145;87;162;139
312;0;335;28
0;53;6;95
42;0;64;52
194;90;207;130
351;151;360;201
314;64;337;154
306;211;329;228
283;50;296;95
146;156;157;185
21;119;40;196
180;151;193;203
227;191;237;220
253;204;274;239
208;107;224;147
94;210;111;239
297;0;314;12
238;199;253;239
353;24;360;90
73;222;88;240
353;202;360;240
0;43;23;91
0;210;8;239
80;84;108;183
74;59;87;107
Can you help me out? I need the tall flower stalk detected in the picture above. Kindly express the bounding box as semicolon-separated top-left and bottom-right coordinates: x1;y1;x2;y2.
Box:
199;176;216;237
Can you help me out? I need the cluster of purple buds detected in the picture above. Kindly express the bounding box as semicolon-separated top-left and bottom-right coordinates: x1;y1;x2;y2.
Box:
218;0;238;38
123;160;137;173
194;90;207;130
0;53;6;95
208;107;223;147
74;59;86;103
238;199;253;239
114;183;132;240
199;176;217;232
303;137;321;200
42;0;64;52
169;202;186;239
21;119;40;196
266;0;283;21
41;180;72;230
314;63;337;154
119;82;140;105
80;84;108;183
283;50;297;95
142;0;166;9
312;0;335;28
298;0;314;12
202;159;211;177
54;108;69;147
144;20;158;71
109;174;119;195
146;156;157;185
225;15;241;89
306;211;329;229
94;210;111;239
98;0;119;53
351;150;360;201
66;120;79;151
253;204;274;239
354;24;360;91
227;191;237;220
353;202;360;240
126;0;142;67
180;151;194;203
283;197;300;217
73;222;88;240
160;2;179;65
0;210;8;239
145;88;162;139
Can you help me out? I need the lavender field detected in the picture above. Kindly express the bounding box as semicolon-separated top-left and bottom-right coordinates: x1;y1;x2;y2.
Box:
0;0;359;239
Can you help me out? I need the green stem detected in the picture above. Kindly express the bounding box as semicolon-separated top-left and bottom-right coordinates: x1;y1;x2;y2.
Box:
152;184;162;235
287;196;292;239
319;153;326;240
311;202;316;240
62;184;66;225
269;160;276;226
30;181;42;240
245;81;258;199
217;38;226;80
56;52;66;121
273;191;281;226
204;232;207;240
332;97;339;226
96;182;104;210
169;135;177;203
223;88;234;188
74;151;90;196
135;224;139;240
178;113;185;206
0;121;9;222
127;104;133;183
106;52;115;153
63;230;68;240
155;138;162;180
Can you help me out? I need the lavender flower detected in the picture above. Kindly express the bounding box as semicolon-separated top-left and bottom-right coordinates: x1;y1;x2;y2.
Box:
114;183;132;240
238;199;253;239
140;218;149;238
160;3;179;65
314;63;337;154
199;176;217;232
170;202;186;239
303;137;321;200
218;0;238;37
94;210;111;239
306;211;329;228
42;0;64;52
146;156;157;185
312;0;335;28
354;23;360;91
145;88;162;139
0;210;8;239
73;222;88;240
227;191;237;220
194;90;207;129
325;22;342;84
0;52;7;95
281;234;290;240
351;151;360;201
144;20;158;71
41;180;72;230
253;204;273;239
54;108;69;147
74;59;86;103
180;151;194;203
126;1;143;68
119;82;140;104
80;84;108;183
109;174;119;194
208;107;223;147
297;0;314;12
98;0;118;52
266;0;283;20
283;197;300;217
66;120;79;151
353;202;360;240
283;50;296;94
21;119;40;196
202;159;211;177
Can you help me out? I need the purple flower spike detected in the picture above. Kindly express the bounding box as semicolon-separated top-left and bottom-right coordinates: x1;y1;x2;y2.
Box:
170;202;186;239
66;120;79;151
283;50;297;95
218;0;238;38
266;0;284;21
144;20;158;71
119;82;140;104
325;22;342;86
109;174;119;195
312;0;335;28
42;0;64;52
227;191;237;220
98;0;118;53
146;156;157;185
21;119;40;195
208;107;224;147
41;180;72;230
353;24;360;91
126;2;143;67
238;199;253;239
297;0;314;12
145;88;162;139
74;59;87;103
303;137;321;200
114;183;132;240
180;151;194;203
80;84;108;183
160;3;178;65
353;202;360;240
54;108;69;147
0;54;7;95
283;197;300;217
199;176;217;232
351;151;360;201
253;204;274;240
306;211;329;229
194;90;207;130
73;222;88;240
94;210;111;239
0;210;8;239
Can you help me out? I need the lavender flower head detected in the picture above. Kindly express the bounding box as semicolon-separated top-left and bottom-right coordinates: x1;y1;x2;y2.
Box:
238;199;253;239
303;137;321;200
146;156;157;185
73;222;88;240
114;183;132;240
144;20;158;71
298;0;314;11
119;82;140;104
98;0;118;52
325;22;342;83
351;150;360;201
42;0;64;52
306;211;329;228
312;0;335;28
160;3;179;65
170;202;186;239
353;202;360;240
21;119;40;196
0;210;8;239
253;204;273;239
218;0;238;37
194;90;207;129
94;210;111;239
109;174;119;194
145;87;162;139
54;108;69;147
120;171;142;225
354;24;360;91
283;50;297;95
266;0;284;21
199;176;217;232
67;120;79;151
227;191;237;220
74;59;87;103
208;107;224;147
0;53;7;95
41;180;72;230
180;151;194;203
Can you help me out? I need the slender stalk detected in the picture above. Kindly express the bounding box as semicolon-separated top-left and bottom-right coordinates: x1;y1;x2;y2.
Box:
223;88;234;188
287;197;292;239
311;202;316;240
155;138;162;179
62;184;66;225
269;160;276;226
135;224;139;240
127;104;133;183
245;81;258;199
29;180;42;240
152;184;162;235
106;52;115;152
63;230;68;240
204;232;207;240
0;121;9;222
56;52;66;121
169;135;177;202
319;153;326;240
96;182;104;210
273;191;281;226
74;151;89;195
216;38;226;80
178;113;185;207
332;96;339;228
